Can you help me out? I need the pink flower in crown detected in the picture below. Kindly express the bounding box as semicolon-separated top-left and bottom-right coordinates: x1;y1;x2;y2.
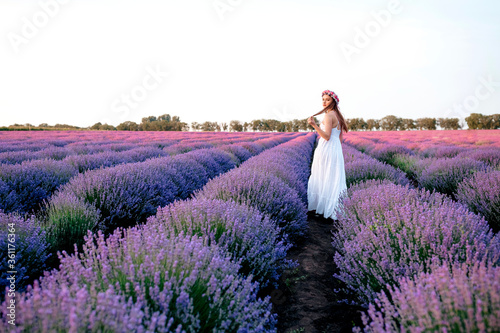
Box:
322;89;339;104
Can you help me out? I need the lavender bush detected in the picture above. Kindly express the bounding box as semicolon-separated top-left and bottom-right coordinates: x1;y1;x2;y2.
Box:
456;170;500;232
63;146;170;173
344;158;410;188
218;145;252;166
146;198;297;288
0;136;279;216
163;142;215;155
191;135;315;244
50;158;184;231
343;144;372;164
1;230;277;332
44;140;286;249
332;182;500;305
63;149;136;173
458;146;500;168
417;156;491;198
0;211;51;301
242;149;311;204
159;156;209;200
182;148;236;179
239;142;265;155
0;159;78;214
370;145;415;165
0;142;51;153
41;192;102;257
354;260;500;333
195;168;308;243
420;145;468;158
390;153;421;180
0;146;72;165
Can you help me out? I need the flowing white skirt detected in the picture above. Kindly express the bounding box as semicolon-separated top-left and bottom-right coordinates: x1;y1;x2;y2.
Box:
307;125;347;220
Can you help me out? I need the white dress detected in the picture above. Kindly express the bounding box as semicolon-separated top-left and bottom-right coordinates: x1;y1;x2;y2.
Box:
307;116;347;220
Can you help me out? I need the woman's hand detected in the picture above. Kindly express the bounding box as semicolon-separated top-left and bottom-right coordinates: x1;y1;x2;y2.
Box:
307;116;315;126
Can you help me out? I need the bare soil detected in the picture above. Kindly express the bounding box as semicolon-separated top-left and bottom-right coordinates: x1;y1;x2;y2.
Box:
259;211;366;333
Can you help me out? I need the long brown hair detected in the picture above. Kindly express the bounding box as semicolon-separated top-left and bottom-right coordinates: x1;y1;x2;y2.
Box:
311;97;348;133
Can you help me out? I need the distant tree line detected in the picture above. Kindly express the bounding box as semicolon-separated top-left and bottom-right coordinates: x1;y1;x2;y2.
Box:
0;123;81;131
465;113;500;130
191;119;310;132
2;113;498;132
345;116;461;131
89;114;189;131
344;113;499;131
190;115;490;132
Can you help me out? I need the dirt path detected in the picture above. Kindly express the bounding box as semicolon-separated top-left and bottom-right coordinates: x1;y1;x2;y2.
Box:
265;211;366;333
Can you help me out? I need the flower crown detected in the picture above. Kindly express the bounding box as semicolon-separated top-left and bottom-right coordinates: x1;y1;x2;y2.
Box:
322;90;339;104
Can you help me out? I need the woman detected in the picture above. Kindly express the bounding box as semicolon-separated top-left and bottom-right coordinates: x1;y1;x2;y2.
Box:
306;89;348;221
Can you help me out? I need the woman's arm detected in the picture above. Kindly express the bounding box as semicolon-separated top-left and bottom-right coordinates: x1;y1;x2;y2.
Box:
308;115;332;141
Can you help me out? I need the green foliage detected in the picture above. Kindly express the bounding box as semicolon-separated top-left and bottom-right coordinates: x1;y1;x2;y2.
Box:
466;113;500;129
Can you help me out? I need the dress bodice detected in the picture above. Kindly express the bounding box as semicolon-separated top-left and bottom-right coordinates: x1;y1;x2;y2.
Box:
320;120;341;140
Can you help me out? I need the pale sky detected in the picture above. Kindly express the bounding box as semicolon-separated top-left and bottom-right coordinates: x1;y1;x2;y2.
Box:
1;0;500;129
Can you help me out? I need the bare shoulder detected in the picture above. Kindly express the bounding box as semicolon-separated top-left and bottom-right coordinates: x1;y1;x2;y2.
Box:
326;112;339;125
325;112;336;121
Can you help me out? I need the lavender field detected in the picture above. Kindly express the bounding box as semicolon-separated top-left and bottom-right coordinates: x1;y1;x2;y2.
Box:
1;130;500;332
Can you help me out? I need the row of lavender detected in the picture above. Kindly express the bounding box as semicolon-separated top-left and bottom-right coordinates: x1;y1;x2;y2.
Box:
0;132;281;165
335;145;500;332
1;133;316;332
0;133;298;214
0;133;303;300
0;130;276;152
345;139;500;232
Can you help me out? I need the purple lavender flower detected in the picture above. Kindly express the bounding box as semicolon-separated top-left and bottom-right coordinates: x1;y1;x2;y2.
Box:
421;145;468;158
417;156;491;198
195;168;308;243
456;170;500;232
194;134;314;244
0;210;51;300
332;182;500;305
458;146;500;168
218;145;252;165
1;229;277;332
42;192;102;256
51;157;184;231
370;145;415;164
345;158;410;188
0;159;78;214
147;198;297;288
354;260;500;333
